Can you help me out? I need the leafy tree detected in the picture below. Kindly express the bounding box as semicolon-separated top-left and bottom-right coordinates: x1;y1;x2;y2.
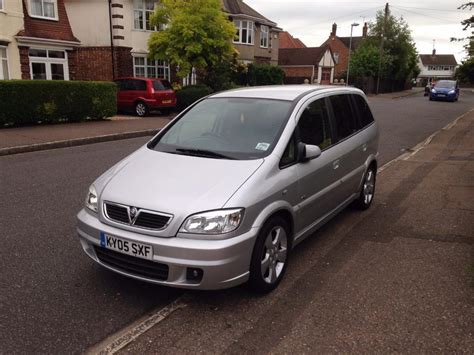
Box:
450;2;473;58
148;0;236;80
350;8;418;81
455;57;474;83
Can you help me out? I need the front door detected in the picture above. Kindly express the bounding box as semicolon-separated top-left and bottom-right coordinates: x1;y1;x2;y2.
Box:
320;68;331;84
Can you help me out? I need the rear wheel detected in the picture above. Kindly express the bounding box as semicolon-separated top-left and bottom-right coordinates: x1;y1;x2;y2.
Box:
248;216;291;293
135;101;148;117
353;166;376;210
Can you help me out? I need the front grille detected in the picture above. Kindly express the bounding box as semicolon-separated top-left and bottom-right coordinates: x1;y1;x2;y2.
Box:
94;246;169;281
105;204;129;224
104;202;172;230
134;212;170;229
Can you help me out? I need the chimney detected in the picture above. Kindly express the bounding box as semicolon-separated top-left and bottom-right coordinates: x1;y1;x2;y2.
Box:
432;48;436;56
362;22;368;38
331;23;337;37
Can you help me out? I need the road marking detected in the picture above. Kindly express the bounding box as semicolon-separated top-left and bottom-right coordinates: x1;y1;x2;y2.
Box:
86;296;188;355
378;108;473;173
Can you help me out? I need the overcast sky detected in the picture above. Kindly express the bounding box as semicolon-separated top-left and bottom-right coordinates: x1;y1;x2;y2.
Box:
246;0;471;63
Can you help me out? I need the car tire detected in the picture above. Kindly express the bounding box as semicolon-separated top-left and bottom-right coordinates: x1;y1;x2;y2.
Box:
135;101;149;117
248;216;291;293
353;165;376;210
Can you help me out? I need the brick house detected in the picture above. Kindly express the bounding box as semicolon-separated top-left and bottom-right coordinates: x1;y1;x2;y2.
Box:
0;0;80;80
417;49;457;84
223;0;280;65
279;46;335;84
279;31;306;49
321;22;368;78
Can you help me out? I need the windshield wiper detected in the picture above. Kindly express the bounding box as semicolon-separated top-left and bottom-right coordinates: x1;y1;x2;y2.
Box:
175;148;236;160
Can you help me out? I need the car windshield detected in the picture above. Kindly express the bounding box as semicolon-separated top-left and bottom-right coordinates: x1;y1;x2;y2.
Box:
435;81;456;88
151;97;293;160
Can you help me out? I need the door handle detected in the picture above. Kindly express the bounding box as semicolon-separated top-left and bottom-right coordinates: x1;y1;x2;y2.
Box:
362;143;368;152
332;160;340;170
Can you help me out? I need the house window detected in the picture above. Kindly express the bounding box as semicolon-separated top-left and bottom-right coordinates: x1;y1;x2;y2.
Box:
234;20;254;45
333;52;339;64
0;47;9;80
260;25;269;48
30;0;57;20
29;48;69;80
133;56;170;80
134;0;163;31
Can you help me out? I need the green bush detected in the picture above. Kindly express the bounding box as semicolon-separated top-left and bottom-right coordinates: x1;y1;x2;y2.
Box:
247;64;285;86
176;84;213;111
0;80;117;126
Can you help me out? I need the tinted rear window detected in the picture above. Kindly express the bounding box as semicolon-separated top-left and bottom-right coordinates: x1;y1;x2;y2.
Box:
352;94;374;128
329;94;358;141
153;79;173;91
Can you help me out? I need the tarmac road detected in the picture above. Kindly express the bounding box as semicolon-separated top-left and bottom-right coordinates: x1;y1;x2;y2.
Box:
0;90;473;353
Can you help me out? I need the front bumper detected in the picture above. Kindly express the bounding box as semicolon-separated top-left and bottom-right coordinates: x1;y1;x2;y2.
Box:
430;92;456;101
77;209;257;290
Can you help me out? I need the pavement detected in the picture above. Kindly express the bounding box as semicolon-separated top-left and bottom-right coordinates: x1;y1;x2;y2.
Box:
0;88;423;157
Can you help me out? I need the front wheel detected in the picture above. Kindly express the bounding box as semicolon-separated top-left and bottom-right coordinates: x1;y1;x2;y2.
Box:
248;216;291;293
353;166;376;210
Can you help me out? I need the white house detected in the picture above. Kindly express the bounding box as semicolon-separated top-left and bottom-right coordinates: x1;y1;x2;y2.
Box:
418;50;457;84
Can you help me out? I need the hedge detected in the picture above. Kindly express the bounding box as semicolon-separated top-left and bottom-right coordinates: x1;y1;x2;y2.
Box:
176;84;213;111
0;80;117;126
246;63;285;86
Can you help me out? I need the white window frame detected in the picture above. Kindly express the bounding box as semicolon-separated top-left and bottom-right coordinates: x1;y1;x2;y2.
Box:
0;0;4;11
0;46;10;80
133;55;170;80
29;0;58;21
234;20;254;45
260;25;269;48
182;67;197;86
133;0;163;31
29;48;69;80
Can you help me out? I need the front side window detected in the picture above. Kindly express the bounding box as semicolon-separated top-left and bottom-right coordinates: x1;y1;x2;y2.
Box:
234;20;254;45
133;56;170;80
29;48;68;80
133;0;158;31
152;98;292;160
298;98;333;149
30;0;57;19
260;25;269;48
0;47;9;80
329;94;358;141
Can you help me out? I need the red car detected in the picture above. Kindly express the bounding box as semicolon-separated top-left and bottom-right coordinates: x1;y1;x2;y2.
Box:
115;77;177;117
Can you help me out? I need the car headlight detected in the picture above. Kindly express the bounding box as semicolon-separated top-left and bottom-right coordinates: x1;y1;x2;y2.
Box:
180;209;244;234
448;90;455;94
85;185;98;213
431;89;436;93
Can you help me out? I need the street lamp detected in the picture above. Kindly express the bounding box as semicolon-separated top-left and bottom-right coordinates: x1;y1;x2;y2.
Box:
346;22;359;86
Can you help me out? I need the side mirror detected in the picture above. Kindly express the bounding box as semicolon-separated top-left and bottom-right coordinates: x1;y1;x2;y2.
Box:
298;142;321;162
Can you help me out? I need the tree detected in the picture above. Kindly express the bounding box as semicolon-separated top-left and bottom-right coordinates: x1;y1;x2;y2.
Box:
455;57;474;83
350;7;418;81
450;2;473;58
148;0;236;80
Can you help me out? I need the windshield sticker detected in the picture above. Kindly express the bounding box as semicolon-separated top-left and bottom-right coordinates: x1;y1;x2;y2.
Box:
255;142;270;151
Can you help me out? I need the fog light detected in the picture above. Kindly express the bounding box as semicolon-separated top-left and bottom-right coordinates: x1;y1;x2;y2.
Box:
186;268;203;283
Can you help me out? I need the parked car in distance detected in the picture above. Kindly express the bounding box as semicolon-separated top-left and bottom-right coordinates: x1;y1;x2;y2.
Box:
115;77;177;117
429;80;459;102
77;85;379;293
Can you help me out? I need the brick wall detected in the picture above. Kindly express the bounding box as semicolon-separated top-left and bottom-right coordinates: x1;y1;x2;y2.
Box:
19;46;30;79
18;0;79;43
114;47;133;79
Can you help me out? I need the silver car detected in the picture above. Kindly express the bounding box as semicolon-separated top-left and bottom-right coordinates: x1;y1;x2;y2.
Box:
77;85;379;293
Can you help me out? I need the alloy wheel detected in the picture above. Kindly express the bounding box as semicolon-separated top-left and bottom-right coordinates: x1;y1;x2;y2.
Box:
261;226;288;284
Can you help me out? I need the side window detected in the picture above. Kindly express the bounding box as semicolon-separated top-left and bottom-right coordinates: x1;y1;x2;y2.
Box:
297;98;333;150
132;79;147;91
352;94;374;128
329;94;358;141
279;133;297;168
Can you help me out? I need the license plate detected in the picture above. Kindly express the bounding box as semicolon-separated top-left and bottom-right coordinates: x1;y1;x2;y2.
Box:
99;232;153;260
438;94;446;97
162;100;172;104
